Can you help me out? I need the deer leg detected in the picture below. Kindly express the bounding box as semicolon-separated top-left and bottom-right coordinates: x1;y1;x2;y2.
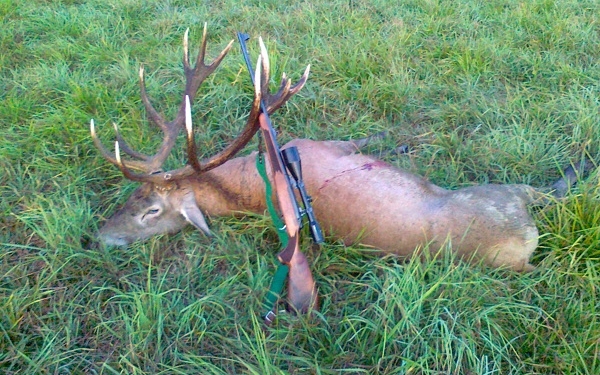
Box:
351;131;409;158
350;131;389;149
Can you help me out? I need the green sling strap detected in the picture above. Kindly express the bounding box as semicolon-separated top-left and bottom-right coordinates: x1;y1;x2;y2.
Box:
256;152;289;320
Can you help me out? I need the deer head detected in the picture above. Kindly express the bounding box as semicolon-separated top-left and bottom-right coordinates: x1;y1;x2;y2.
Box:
92;25;309;246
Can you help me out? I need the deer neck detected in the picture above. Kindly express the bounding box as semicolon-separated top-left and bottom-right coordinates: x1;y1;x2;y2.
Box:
190;152;267;217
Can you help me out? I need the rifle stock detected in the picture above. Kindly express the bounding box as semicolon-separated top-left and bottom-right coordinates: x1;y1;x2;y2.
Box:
285;233;318;313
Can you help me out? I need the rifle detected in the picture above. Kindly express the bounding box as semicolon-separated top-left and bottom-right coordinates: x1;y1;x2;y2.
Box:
237;32;323;324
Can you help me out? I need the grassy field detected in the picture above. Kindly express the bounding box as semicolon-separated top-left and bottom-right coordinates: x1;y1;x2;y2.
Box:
1;0;599;373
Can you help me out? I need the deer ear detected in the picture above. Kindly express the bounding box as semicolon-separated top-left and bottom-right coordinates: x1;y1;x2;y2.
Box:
179;193;212;237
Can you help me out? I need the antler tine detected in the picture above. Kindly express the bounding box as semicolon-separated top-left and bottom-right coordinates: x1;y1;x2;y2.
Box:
114;141;142;181
257;37;311;114
112;122;150;161
258;37;272;105
177;24;234;121
266;64;310;114
138;66;170;133
90;120;152;171
185;95;202;172
285;64;311;98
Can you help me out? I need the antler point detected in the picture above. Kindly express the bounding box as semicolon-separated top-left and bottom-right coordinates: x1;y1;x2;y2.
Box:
185;95;193;135
303;64;311;77
254;55;262;94
115;141;122;164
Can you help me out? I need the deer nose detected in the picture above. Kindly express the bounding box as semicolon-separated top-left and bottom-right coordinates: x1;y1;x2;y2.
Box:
97;231;129;247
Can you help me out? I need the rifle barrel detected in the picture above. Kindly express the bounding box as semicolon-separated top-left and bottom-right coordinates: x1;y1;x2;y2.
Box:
237;32;270;118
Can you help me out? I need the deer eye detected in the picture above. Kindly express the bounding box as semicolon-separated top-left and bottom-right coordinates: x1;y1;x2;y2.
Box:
141;207;161;222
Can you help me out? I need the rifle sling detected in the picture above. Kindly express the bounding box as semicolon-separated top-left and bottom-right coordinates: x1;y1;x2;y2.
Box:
255;151;288;247
256;150;288;321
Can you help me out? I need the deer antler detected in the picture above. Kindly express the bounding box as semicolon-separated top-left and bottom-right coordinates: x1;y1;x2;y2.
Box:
91;27;310;184
91;23;233;181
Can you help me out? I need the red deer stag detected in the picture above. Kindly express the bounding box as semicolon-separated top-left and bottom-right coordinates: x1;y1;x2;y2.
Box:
93;26;580;305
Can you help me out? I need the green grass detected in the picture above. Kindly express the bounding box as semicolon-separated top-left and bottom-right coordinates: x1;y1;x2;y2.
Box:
1;0;599;373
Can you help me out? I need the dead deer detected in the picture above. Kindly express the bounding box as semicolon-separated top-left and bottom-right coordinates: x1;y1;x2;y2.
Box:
92;26;584;293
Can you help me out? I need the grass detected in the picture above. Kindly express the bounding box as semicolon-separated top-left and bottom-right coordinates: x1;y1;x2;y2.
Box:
1;0;599;373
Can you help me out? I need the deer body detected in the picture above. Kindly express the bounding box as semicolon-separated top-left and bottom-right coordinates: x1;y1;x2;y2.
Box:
288;139;539;271
100;138;539;271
